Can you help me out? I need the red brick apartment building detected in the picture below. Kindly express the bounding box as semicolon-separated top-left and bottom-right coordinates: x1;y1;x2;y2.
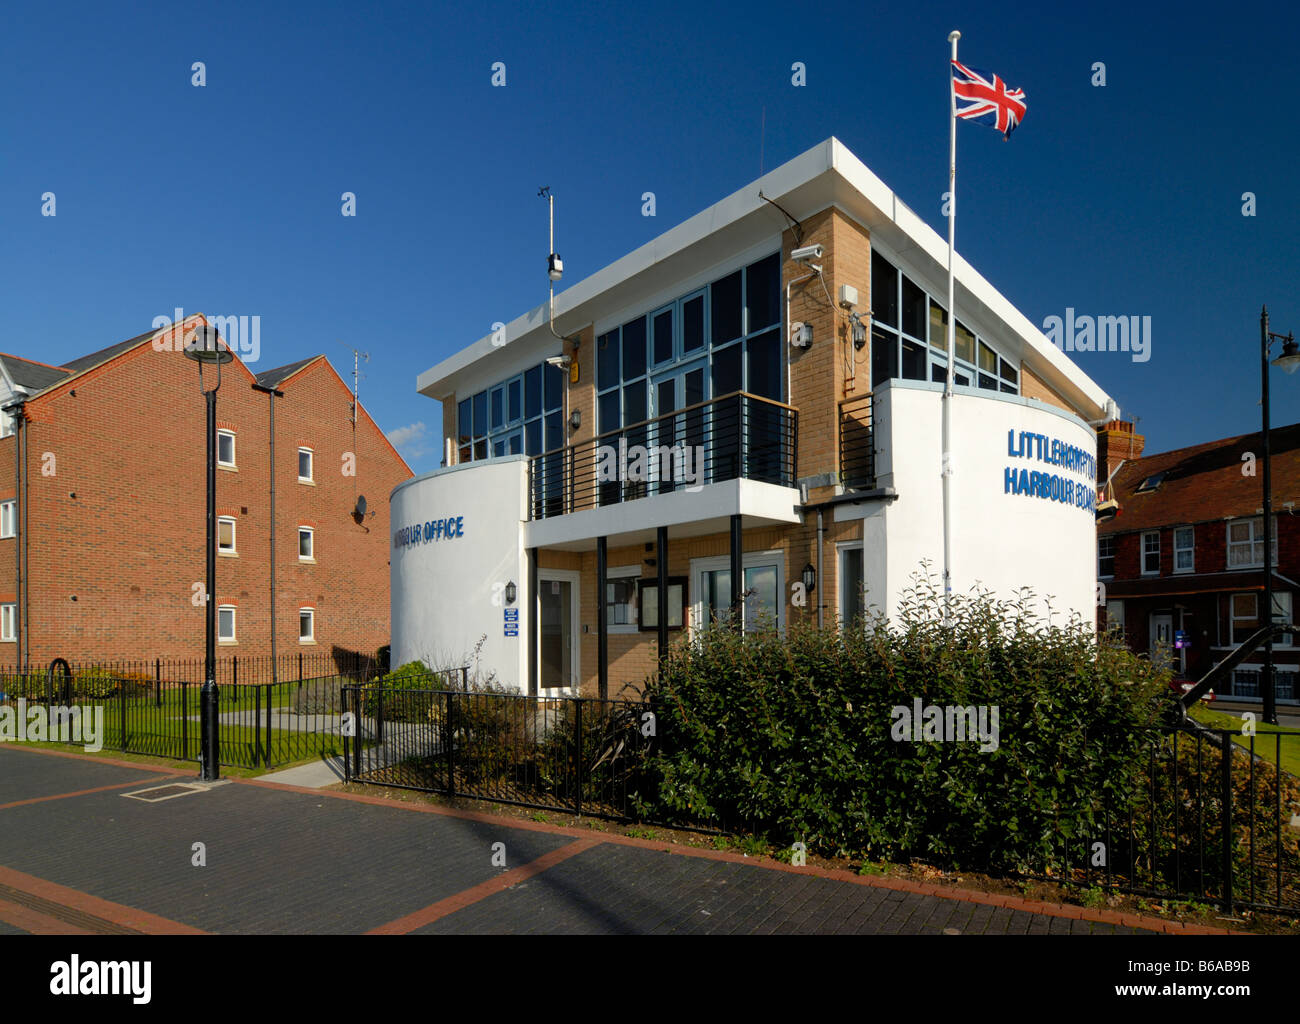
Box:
1097;419;1300;704
0;315;411;668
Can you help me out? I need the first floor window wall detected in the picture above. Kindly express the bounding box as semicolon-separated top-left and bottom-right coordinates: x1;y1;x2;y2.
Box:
0;500;14;540
870;248;1019;394
299;608;315;643
0;603;14;642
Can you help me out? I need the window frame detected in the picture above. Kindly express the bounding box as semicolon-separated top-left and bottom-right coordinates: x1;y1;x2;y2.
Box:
298;526;314;562
1173;525;1194;574
299;607;316;644
1141;530;1160;576
1226;516;1277;570
690;551;785;634
217;605;237;644
217;516;237;555
0;499;15;540
838;542;866;631
217;429;237;469
604;565;641;634
1230;592;1258;646
297;447;314;483
0;410;14;439
0;603;15;642
1098;535;1115;579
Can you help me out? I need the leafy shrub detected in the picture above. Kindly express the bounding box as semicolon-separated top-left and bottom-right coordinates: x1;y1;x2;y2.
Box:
642;574;1170;873
70;666;153;700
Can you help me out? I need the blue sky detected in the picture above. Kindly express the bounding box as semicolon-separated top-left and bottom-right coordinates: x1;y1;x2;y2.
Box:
2;0;1297;473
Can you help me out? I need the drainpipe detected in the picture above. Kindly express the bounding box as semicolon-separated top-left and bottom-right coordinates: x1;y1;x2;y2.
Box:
257;383;285;678
12;398;23;672
816;508;824;629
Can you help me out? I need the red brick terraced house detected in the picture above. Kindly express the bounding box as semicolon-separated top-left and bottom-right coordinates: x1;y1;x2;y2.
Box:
0;314;412;670
1097;419;1300;705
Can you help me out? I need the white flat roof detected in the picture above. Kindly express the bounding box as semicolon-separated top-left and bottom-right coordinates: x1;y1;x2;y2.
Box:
418;137;1115;422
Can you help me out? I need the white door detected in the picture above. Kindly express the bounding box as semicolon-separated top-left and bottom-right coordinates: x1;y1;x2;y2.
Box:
1150;613;1174;673
538;571;580;691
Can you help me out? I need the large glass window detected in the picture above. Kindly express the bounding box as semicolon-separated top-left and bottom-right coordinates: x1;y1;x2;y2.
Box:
458;361;564;467
1174;526;1194;573
870;250;1019;393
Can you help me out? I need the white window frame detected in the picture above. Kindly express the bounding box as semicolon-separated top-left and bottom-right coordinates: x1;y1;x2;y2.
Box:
298;526;315;562
0;500;15;540
217;429;237;469
0;603;15;642
1269;591;1293;648
0;410;14;439
217;516;237;555
1173;525;1194;574
605;565;640;635
217;605;237;644
1230;593;1257;645
690;551;785;635
1141;530;1160;576
1098;535;1115;579
298;607;316;644
298;447;314;483
1226;516;1277;569
1104;598;1125;632
837;542;866;630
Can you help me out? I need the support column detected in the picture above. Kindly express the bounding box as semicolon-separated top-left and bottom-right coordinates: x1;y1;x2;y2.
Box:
527;547;538;697
730;513;743;634
597;536;608;700
657;526;668;672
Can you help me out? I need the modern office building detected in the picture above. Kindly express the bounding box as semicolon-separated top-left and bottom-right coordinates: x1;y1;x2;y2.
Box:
0;315;411;667
1098;419;1300;704
394;138;1116;697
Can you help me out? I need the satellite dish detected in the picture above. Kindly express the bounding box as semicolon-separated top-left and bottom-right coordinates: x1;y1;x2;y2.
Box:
355;495;367;518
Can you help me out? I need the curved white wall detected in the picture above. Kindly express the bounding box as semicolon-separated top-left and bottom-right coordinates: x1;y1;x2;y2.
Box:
859;382;1097;626
390;458;529;689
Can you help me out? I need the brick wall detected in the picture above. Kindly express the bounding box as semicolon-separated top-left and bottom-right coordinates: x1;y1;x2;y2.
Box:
4;329;411;665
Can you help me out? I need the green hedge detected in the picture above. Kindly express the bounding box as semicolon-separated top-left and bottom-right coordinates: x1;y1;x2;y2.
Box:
642;580;1170;873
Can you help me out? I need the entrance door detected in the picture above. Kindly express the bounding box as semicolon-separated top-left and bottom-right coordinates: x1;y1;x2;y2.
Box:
1150;612;1174;674
538;573;578;691
650;361;706;493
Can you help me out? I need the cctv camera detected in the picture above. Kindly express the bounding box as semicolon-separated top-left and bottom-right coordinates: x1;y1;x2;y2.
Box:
545;356;571;368
791;244;824;262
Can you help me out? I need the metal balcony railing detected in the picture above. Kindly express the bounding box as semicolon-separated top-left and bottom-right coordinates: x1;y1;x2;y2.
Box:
528;391;798;521
839;394;875;490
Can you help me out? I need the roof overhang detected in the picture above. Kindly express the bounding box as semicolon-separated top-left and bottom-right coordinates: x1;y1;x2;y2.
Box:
417;137;1115;422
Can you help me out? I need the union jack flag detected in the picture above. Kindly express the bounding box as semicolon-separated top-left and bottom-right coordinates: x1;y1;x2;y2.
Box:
951;60;1026;139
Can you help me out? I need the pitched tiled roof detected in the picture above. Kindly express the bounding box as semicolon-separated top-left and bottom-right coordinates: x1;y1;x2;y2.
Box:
59;328;160;375
254;356;321;391
0;353;71;393
1099;423;1300;535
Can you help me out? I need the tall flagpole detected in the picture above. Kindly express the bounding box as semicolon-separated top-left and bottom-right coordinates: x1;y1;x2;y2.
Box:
942;29;960;623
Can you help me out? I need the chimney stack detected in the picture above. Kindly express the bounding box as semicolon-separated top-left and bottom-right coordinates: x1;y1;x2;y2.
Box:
1097;419;1145;488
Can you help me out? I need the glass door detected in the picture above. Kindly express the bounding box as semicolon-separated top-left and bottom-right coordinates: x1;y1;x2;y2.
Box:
650;360;706;493
539;574;577;690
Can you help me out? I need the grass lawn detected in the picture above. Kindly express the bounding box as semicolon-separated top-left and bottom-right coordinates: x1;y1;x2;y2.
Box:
1188;704;1300;778
2;675;354;770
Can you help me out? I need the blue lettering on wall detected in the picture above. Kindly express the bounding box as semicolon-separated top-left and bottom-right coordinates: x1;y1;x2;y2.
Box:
1003;428;1096;514
393;516;467;550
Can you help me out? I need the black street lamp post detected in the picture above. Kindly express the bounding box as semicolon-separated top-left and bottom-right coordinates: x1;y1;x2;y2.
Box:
1260;305;1300;727
184;325;233;780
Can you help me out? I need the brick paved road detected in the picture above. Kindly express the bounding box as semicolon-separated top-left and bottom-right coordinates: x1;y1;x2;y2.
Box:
0;746;1187;935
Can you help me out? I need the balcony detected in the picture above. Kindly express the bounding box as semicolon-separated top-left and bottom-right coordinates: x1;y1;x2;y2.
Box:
527;391;798;521
839;393;875;490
